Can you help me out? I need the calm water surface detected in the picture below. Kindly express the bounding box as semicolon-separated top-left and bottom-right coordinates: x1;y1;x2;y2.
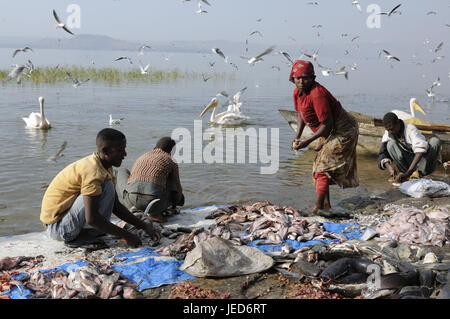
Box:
0;50;449;237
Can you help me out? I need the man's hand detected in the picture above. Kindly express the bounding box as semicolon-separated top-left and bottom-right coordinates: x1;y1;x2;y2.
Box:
385;163;398;178
123;232;142;248
394;172;411;183
143;223;161;242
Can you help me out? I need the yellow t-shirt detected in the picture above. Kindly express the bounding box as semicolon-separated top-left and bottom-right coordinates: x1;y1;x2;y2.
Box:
40;152;116;225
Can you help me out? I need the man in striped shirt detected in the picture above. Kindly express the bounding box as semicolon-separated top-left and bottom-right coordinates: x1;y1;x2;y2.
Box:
116;137;184;223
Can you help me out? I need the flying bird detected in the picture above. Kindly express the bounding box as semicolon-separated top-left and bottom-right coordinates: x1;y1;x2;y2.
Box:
12;47;33;58
249;30;263;37
4;64;29;83
303;48;320;62
335;66;348;80
138;45;152;55
196;1;208;14
114;56;133;64
202;73;211;82
66;72;90;88
241;46;275;66
434;42;444;53
352;0;362;13
138;61;150;74
378;4;401;16
279;50;294;66
47;141;68;162
53;9;75;35
212;47;228;62
382;49;400;61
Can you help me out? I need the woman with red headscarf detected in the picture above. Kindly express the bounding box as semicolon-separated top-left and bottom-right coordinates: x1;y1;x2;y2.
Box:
290;60;359;216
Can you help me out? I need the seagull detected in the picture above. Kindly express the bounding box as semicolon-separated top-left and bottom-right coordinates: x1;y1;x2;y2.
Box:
425;87;435;98
47;141;68;162
200;0;211;5
318;63;333;76
351;36;360;42
352;0;362;13
303;48;320;62
114;56;133;64
208;61;215;68
434;42;444;53
138;45;152;55
66;72;90;88
196;1;208;14
240;46;275;66
4;64;28;83
431;56;445;63
212;47;228;62
202;73;211;82
335;66;348;80
53;9;75;35
279;50;294;66
350;63;358;71
12;47;33;58
109;114;124;125
382;49;400;61
25;60;35;77
431;77;441;88
138;61;150;74
312;24;322;28
426;11;437;15
307;2;319;5
378;4;401;16
271;66;281;71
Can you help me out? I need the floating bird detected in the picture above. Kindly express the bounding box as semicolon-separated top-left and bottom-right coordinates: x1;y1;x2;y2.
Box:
382;49;400;62
12;47;33;58
378;4;401;16
22;97;51;130
196;1;208;14
335;66;348;80
391;98;426;120
47;141;68;162
114;56;133;64
66;72;90;88
352;0;362;13
240;46;275;66
109;114;124;125
138;45;152;55
53;9;75;35
138;61;150;74
4;64;28;83
200;95;249;126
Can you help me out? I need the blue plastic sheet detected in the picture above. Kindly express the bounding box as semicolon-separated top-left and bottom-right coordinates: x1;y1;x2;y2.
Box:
4;205;364;298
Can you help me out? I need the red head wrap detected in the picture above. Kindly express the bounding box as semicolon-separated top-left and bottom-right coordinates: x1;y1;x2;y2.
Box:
289;60;315;82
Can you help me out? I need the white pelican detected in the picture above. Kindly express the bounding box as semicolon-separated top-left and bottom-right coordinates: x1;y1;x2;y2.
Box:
391;98;426;121
22;97;51;130
200;97;249;125
109;114;124;125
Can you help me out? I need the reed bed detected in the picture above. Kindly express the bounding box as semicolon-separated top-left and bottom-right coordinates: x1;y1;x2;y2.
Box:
0;66;232;85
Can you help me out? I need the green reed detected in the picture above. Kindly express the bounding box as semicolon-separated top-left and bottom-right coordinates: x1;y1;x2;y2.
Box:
0;66;232;85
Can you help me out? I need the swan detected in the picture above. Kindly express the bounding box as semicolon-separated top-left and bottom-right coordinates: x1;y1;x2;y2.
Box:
199;97;249;126
391;98;426;121
22;96;51;129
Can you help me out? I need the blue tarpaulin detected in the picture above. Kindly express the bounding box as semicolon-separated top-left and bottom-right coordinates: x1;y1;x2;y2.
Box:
4;206;364;298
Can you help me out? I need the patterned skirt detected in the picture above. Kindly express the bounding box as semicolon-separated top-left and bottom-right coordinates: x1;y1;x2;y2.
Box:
311;108;359;189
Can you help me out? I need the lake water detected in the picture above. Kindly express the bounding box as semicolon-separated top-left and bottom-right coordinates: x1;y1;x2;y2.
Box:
0;48;449;237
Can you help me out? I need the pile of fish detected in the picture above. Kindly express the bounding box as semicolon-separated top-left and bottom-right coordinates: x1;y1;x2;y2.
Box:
6;265;142;299
376;205;449;247
153;201;348;259
169;282;231;299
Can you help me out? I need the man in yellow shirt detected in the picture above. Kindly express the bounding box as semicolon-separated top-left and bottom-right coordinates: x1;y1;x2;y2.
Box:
41;128;160;247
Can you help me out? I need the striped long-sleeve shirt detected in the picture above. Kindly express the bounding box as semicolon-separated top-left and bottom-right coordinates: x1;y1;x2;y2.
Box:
128;149;181;191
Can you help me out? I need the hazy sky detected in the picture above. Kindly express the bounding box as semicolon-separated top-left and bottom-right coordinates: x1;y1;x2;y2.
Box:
1;0;449;45
0;0;449;95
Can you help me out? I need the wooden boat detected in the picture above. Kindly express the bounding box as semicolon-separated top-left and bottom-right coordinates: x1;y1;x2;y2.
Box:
279;109;450;162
